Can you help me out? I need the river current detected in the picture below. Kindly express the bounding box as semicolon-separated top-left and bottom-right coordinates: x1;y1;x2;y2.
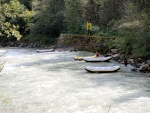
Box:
0;48;150;113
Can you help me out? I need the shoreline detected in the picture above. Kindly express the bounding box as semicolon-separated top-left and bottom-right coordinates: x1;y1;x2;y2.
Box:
0;47;149;77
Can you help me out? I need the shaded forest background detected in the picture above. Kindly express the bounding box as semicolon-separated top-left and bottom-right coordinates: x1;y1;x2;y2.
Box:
0;0;150;58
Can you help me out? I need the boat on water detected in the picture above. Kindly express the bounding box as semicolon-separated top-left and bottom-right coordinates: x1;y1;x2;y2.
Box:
84;56;112;62
85;65;120;73
36;49;54;53
74;56;95;61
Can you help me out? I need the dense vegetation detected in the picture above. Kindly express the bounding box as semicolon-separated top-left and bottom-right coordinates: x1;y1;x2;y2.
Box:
0;0;150;58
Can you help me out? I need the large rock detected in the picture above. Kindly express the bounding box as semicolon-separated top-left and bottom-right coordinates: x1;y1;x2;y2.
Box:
110;49;118;54
138;62;150;72
112;53;120;61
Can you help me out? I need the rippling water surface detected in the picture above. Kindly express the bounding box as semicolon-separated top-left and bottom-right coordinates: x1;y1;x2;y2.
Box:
0;48;150;113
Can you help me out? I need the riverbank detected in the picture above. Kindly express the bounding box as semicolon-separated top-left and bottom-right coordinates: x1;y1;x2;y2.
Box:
107;51;150;77
56;34;150;75
0;34;149;76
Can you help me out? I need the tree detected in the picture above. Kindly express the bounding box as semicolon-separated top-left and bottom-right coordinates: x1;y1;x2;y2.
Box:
64;0;85;34
30;0;65;43
85;0;100;24
116;0;150;58
19;0;32;10
99;0;124;27
0;0;25;41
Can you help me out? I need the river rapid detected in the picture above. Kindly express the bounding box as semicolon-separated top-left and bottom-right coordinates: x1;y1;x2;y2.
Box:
0;48;150;113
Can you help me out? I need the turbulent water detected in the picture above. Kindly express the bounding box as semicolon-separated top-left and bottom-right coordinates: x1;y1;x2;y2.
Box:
0;48;150;113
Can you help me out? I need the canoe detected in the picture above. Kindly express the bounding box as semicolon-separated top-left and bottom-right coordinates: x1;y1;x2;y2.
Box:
84;56;112;62
85;66;120;73
74;56;96;61
36;49;54;53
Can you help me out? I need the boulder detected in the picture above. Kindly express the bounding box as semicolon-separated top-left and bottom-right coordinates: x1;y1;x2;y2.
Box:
112;53;120;60
138;63;150;72
131;68;137;72
112;53;119;58
129;59;134;65
110;49;118;54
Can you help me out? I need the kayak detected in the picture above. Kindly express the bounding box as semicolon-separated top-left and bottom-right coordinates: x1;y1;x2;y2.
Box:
36;49;54;53
84;56;112;62
85;66;120;73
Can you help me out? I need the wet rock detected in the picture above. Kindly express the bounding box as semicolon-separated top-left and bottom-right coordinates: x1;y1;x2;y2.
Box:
112;53;119;58
117;59;123;63
19;43;24;47
131;68;137;72
112;53;120;60
105;52;112;56
145;73;150;77
129;59;134;66
119;53;125;60
110;49;118;54
138;63;150;72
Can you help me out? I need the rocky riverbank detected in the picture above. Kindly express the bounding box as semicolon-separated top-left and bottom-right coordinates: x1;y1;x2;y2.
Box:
0;34;149;76
56;34;150;75
104;49;150;76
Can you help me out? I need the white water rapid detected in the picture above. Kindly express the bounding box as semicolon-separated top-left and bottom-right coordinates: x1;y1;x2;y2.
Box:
0;48;150;113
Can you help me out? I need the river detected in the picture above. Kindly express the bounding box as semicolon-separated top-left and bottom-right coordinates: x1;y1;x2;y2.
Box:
0;48;150;113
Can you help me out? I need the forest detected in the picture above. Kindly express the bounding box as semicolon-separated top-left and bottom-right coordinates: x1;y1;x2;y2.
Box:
0;0;150;58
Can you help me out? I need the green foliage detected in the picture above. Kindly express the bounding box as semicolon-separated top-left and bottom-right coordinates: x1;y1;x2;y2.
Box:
0;0;26;40
64;0;85;34
132;15;150;58
19;0;32;10
19;10;34;35
30;0;65;44
115;1;150;58
91;25;100;35
85;0;98;24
